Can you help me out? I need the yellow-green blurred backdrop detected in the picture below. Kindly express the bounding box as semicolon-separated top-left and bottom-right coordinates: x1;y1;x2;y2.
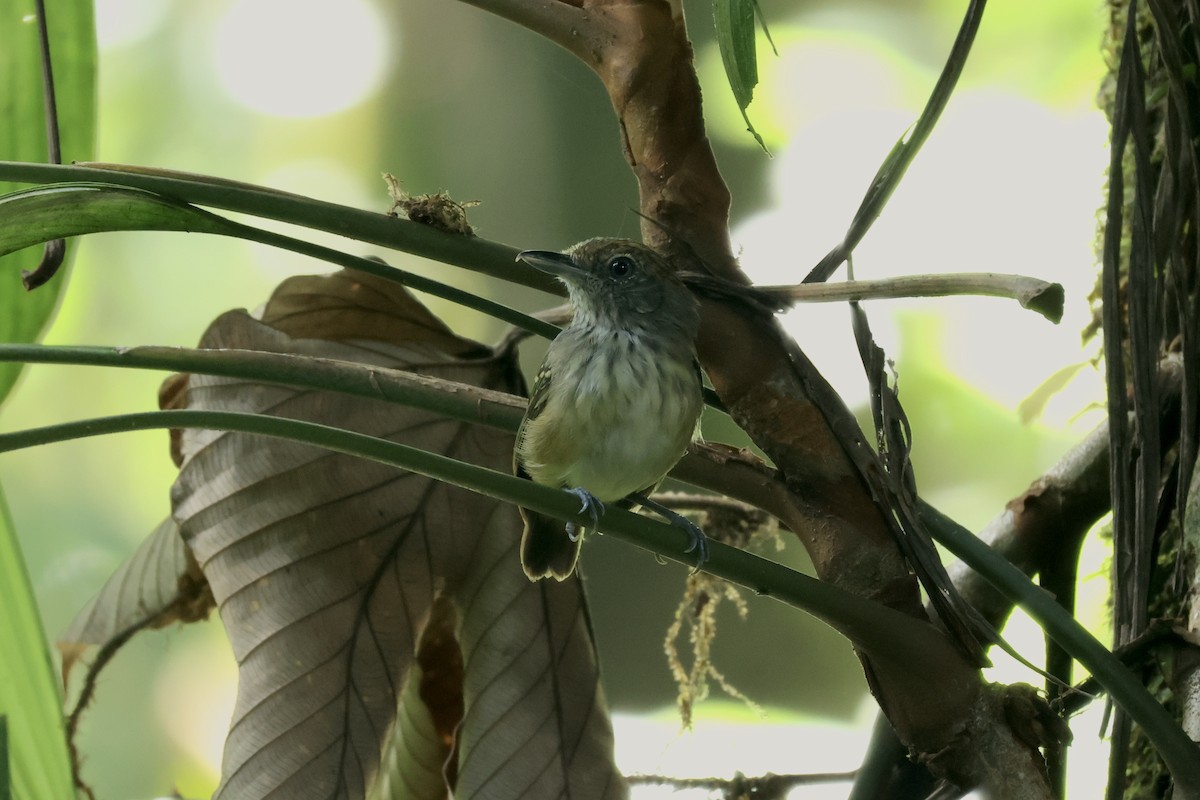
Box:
0;0;1113;797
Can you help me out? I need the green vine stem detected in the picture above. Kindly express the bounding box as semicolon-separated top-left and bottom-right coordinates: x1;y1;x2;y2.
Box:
0;343;526;430
0;161;556;292
0;357;1197;788
920;504;1200;794
0;407;958;678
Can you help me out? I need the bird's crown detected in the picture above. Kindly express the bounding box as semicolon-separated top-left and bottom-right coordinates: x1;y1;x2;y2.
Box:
518;238;699;336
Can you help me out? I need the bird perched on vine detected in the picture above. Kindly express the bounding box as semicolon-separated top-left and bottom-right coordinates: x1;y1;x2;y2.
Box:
514;238;707;580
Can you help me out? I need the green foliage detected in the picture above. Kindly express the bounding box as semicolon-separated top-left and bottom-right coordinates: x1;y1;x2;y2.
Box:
1;2;1194;797
0;185;232;252
0;199;1196;791
1;715;8;800
0;4;96;799
0;175;552;337
712;0;773;151
0;489;74;800
0;0;95;404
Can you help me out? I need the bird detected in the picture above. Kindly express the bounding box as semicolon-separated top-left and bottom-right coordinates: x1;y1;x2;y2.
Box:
513;238;707;580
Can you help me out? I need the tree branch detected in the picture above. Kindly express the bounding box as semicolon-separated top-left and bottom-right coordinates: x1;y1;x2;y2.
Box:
455;0;588;58
756;272;1063;323
459;0;1028;791
948;354;1184;627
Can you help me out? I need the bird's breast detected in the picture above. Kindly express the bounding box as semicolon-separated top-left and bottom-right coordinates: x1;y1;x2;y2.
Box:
517;328;701;501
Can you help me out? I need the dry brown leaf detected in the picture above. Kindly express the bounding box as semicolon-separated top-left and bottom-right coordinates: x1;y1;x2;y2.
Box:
370;597;461;800
160;371;192;467
57;517;212;684
260;268;489;354
171;270;625;800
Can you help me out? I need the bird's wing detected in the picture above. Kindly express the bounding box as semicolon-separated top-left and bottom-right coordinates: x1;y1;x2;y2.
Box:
524;363;553;422
514;361;551;472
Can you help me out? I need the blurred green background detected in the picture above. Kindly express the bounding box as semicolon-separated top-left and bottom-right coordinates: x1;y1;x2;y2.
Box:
1;0;1112;797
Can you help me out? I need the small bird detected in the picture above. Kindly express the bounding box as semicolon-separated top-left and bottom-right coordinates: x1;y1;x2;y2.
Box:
514;238;706;580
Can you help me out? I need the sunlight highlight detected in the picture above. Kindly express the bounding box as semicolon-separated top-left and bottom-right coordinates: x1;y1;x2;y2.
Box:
733;77;1109;432
616;702;874;799
211;0;390;118
94;0;170;48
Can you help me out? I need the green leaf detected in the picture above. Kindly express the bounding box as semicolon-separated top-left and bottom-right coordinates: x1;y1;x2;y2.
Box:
0;184;555;337
1;714;8;800
713;0;770;152
0;185;234;257
0;484;74;800
0;714;8;800
0;0;97;404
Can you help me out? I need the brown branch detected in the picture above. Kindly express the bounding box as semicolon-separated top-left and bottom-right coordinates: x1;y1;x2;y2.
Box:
458;0;1046;794
949;420;1112;626
760;272;1064;322
949;354;1184;626
454;0;586;55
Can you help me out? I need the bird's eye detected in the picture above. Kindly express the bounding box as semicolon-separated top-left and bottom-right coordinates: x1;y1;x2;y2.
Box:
608;255;637;279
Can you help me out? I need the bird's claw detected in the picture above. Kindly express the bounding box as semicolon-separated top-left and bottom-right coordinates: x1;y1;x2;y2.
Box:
675;516;709;573
629;491;710;572
564;487;604;541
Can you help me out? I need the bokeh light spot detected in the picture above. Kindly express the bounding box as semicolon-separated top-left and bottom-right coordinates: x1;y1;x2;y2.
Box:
212;0;389;118
95;0;170;48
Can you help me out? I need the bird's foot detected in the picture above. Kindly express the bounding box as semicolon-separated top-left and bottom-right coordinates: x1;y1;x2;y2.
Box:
633;493;708;572
564;487;604;542
667;510;709;572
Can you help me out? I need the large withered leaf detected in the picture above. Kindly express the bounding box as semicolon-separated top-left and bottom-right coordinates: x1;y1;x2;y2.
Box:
369;597;462;800
57;517;211;683
171;270;626;800
453;550;621;799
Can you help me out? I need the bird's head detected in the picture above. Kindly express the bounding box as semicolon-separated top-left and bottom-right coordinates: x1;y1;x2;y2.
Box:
517;238;699;338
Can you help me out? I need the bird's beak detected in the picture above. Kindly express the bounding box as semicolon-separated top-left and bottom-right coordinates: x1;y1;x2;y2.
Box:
517;250;587;281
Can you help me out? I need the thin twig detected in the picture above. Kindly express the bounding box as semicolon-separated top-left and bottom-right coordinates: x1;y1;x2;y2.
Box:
805;0;988;283
65;616;162;800
21;0;67;290
684;271;1064;322
650;491;764;517
1057;620;1180;717
456;0;591;61
766;273;1063;321
627;769;856;798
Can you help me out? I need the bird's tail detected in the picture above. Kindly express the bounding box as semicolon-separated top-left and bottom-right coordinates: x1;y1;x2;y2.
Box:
519;505;582;581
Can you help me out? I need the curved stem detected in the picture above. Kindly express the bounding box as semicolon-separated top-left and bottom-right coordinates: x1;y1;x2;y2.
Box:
761;272;1064;323
457;0;589;60
0;408;956;672
805;0;988;283
0;161;559;294
0;342;785;523
5;359;1195;784
22;0;67;291
216;214;560;339
927;506;1200;796
0;342;526;428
